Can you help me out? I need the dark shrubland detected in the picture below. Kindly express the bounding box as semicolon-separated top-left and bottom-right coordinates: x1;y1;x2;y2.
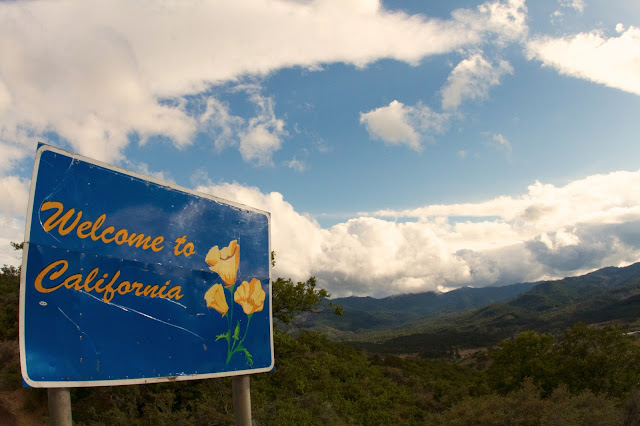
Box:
1;248;639;424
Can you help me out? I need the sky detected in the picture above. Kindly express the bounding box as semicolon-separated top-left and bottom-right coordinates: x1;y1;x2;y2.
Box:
1;0;639;298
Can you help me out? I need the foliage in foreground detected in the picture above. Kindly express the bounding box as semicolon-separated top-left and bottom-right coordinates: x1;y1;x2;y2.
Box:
1;255;640;424
429;380;629;426
68;332;487;425
488;325;640;398
67;329;640;425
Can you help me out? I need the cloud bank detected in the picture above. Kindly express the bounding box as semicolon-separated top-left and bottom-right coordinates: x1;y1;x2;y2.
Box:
3;168;639;298
196;169;640;298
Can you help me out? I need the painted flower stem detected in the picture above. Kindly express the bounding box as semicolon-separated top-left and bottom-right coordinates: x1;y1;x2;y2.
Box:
237;314;253;349
226;314;253;364
224;284;237;364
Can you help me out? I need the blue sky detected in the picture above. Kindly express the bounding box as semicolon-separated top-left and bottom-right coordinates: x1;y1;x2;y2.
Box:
1;0;640;297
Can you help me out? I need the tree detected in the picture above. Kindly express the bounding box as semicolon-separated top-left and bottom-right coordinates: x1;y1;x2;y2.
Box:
488;324;640;399
555;323;640;397
271;277;342;328
0;243;22;341
487;330;557;395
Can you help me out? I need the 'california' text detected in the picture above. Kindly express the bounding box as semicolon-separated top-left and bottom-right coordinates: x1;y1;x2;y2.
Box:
35;259;184;303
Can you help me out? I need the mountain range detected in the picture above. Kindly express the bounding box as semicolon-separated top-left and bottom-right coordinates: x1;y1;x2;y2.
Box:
305;280;537;335
305;261;640;356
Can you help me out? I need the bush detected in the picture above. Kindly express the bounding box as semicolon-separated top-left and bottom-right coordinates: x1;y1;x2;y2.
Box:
487;324;640;398
429;379;624;425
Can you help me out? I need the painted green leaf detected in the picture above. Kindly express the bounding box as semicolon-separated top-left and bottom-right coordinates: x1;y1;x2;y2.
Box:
233;322;240;341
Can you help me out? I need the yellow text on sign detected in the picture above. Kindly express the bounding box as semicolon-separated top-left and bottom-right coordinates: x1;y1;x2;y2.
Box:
40;201;198;259
34;259;184;304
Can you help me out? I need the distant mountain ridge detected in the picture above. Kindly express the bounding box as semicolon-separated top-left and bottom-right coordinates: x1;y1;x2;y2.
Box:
348;261;640;357
462;261;640;334
336;282;537;312
304;279;538;336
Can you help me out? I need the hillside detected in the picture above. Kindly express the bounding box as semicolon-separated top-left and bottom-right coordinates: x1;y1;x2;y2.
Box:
350;261;640;356
2;255;640;423
303;280;537;337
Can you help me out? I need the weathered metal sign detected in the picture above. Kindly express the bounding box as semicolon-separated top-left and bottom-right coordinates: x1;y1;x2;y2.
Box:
20;145;273;387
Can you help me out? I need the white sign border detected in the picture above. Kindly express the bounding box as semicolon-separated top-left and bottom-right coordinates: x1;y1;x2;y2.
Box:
20;144;274;388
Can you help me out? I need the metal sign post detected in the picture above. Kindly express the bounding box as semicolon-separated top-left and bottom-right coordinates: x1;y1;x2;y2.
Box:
47;388;72;425
232;375;252;425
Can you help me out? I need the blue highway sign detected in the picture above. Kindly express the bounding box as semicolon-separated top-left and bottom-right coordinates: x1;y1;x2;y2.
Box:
20;145;273;387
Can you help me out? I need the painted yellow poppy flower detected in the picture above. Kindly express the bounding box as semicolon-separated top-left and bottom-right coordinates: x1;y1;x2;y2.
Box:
204;284;229;317
205;240;240;287
234;278;266;315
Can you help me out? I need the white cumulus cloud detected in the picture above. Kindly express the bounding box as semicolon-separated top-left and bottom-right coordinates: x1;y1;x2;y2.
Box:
0;175;29;268
527;25;640;96
360;100;448;150
441;53;514;110
0;175;29;217
0;215;24;267
238;92;287;166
